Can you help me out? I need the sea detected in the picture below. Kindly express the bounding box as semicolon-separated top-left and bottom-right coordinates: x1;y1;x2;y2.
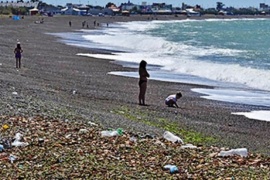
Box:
51;18;270;122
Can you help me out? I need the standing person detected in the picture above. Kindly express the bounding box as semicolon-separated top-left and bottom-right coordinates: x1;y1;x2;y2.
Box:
138;60;150;105
14;42;23;68
69;20;72;27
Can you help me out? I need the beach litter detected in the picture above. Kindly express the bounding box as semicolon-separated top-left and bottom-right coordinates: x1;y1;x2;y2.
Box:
0;115;269;179
11;141;29;147
11;132;29;147
181;143;197;149
101;128;123;137
0;144;4;152
129;136;137;143
9;154;17;163
163;131;184;144
2;124;9;130
218;148;248;157
12;92;18;96
14;132;23;141
72;90;77;95
87;121;98;126
164;164;179;174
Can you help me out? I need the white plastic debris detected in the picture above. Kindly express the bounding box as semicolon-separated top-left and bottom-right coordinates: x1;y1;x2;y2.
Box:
12;92;18;95
9;155;17;163
79;129;89;134
218;148;248;157
129;136;137;143
11;141;29;147
164;164;179;174
87;121;98;126
11;132;28;147
0;144;4;152
65;134;71;139
163;131;184;144
181;144;197;149
101;128;123;137
101;130;119;137
14;133;23;141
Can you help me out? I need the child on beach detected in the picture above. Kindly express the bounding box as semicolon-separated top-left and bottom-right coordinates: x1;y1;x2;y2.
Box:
14;42;23;68
165;92;182;108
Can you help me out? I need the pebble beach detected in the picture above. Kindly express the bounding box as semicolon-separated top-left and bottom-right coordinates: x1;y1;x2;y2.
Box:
0;14;269;178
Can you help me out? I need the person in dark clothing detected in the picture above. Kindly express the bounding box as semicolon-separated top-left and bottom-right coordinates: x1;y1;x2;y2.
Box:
138;60;150;105
14;42;23;68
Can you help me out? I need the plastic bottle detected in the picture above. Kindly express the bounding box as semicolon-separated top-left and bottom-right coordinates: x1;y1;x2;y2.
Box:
164;165;179;174
101;128;123;137
9;155;16;163
14;133;23;141
11;141;29;147
181;143;197;149
219;148;248;157
0;144;4;152
163;131;184;144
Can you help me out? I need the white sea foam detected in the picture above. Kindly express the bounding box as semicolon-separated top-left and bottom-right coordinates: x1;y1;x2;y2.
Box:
192;88;270;121
232;111;270;122
78;19;270;91
191;88;270;107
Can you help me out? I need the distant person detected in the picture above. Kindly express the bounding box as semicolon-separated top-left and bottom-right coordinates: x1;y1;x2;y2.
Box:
138;60;150;105
165;92;182;108
82;21;86;28
14;42;23;68
69;21;72;27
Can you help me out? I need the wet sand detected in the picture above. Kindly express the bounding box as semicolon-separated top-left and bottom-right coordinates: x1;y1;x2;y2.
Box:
0;14;269;155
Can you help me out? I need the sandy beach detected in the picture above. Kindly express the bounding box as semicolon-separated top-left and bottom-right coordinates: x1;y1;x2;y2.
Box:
0;13;270;158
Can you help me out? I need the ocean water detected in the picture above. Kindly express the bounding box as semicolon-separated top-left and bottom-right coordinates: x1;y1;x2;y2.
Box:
51;18;270;121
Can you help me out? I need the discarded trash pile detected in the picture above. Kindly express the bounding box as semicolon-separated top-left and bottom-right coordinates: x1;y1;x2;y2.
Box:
0;115;269;179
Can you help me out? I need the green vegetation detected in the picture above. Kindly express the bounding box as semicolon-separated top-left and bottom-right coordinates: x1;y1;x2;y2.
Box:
0;6;28;15
113;106;216;144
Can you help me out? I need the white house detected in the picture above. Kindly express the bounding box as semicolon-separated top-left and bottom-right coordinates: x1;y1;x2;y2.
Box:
61;3;86;15
186;8;201;17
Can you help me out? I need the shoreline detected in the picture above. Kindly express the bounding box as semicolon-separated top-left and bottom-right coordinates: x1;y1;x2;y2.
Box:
0;15;270;155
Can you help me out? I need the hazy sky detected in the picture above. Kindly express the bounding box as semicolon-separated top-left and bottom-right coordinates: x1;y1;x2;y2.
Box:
43;0;268;8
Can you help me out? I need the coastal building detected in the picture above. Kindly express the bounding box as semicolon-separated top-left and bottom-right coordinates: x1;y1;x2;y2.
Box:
60;3;114;16
139;5;152;14
186;8;201;17
88;7;113;16
61;3;86;15
39;6;61;15
151;3;172;14
29;7;39;15
120;1;136;11
108;5;120;15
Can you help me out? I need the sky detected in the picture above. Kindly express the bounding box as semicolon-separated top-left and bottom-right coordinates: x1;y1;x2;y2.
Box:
43;0;269;8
